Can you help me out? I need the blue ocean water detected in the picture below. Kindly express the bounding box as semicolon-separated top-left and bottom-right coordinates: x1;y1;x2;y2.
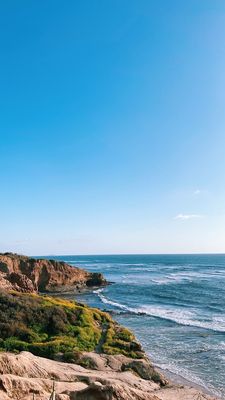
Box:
48;254;225;397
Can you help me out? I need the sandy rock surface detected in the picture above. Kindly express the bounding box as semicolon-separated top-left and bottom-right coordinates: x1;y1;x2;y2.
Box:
0;352;217;400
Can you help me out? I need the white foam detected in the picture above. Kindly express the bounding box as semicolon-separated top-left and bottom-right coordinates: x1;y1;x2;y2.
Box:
153;359;222;398
94;289;136;312
149;269;225;285
94;290;225;333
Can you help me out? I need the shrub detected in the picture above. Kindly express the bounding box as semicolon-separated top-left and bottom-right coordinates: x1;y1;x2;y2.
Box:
3;338;29;352
0;291;140;360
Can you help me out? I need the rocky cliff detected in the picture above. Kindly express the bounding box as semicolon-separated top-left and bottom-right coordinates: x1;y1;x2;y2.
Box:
0;351;216;400
0;291;167;400
0;291;217;400
0;253;107;293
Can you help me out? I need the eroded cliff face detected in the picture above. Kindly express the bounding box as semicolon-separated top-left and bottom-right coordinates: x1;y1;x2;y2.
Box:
0;352;215;400
0;291;167;400
0;351;163;400
0;253;107;293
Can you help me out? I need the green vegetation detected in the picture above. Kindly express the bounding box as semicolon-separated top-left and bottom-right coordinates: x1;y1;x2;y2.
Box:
102;323;142;358
0;291;142;361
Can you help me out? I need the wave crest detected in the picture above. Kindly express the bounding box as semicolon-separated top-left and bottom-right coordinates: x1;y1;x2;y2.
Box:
94;289;225;333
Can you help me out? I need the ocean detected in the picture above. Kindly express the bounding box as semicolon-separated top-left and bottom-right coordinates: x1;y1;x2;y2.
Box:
48;254;225;398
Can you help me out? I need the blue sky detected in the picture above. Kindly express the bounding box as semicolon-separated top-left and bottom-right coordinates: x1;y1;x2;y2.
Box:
0;1;225;255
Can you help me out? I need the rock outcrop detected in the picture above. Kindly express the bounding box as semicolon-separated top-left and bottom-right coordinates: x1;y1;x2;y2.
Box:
0;257;218;400
0;253;107;293
0;291;171;400
0;351;216;400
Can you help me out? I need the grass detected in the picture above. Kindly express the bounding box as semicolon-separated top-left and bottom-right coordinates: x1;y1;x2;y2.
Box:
0;291;142;361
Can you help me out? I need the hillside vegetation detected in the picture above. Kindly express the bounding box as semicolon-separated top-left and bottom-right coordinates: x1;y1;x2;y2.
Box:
0;291;143;360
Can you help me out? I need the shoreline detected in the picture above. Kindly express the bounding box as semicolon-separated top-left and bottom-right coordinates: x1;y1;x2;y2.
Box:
1;253;223;399
40;284;109;296
0;287;221;399
156;365;221;399
0;350;218;400
38;274;222;399
71;288;222;399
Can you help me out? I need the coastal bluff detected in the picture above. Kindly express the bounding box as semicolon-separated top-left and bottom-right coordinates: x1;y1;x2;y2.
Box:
0;290;166;400
0;291;216;400
0;351;216;400
0;253;107;293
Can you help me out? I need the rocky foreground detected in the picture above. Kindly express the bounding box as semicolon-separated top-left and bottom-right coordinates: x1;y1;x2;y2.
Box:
0;291;218;400
0;254;219;400
0;351;216;400
0;253;106;293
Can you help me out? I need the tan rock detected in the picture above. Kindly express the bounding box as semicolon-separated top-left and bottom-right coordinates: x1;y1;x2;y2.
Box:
0;352;218;400
0;253;107;293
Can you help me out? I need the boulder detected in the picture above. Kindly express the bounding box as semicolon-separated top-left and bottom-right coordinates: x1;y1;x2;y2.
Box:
7;272;36;293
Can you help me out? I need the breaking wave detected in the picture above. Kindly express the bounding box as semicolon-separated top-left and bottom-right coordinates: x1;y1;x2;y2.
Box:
94;289;225;333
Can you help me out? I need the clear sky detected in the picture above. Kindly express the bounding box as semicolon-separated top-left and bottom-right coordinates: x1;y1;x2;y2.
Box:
1;1;225;255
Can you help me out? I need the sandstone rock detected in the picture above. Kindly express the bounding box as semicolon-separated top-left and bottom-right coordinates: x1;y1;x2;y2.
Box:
0;352;217;400
72;381;160;400
0;351;159;400
7;272;36;293
121;359;168;386
0;253;107;293
74;352;168;386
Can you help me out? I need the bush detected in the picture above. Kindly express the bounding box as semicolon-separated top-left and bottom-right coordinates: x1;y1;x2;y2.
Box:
116;327;134;342
29;341;60;357
3;338;29;352
0;291;140;360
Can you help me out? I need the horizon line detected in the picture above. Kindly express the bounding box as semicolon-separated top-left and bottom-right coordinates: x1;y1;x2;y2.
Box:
32;252;225;257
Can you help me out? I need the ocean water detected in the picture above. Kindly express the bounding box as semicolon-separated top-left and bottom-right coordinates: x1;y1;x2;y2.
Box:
48;254;225;397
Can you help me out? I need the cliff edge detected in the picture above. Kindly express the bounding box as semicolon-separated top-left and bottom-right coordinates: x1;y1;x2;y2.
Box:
0;290;166;400
0;253;107;293
0;291;217;400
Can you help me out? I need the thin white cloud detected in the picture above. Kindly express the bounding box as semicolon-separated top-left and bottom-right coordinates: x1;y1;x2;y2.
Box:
14;238;30;244
194;189;201;195
174;214;204;220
